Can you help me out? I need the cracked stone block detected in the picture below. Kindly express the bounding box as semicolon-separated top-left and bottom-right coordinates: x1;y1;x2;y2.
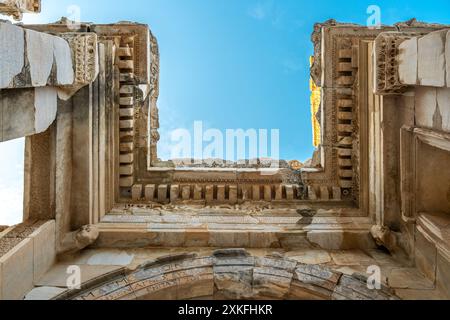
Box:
418;30;447;87
0;87;58;142
437;253;450;299
398;37;418;85
286;250;332;265
0;239;34;300
415;86;437;129
436;88;450;132
0;22;24;89
446;31;450;87
415;231;437;282
0;22;74;89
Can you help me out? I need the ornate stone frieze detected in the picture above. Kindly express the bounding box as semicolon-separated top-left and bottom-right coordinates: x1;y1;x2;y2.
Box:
394;18;448;31
55;250;399;301
149;31;160;165
58;32;99;99
374;32;416;95
0;0;40;20
310;19;360;88
130;183;307;204
306;23;369;203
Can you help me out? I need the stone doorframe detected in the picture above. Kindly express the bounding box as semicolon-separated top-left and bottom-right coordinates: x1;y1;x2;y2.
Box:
21;20;448;251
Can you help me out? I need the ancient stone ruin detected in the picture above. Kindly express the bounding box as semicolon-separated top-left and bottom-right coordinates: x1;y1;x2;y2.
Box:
0;2;449;300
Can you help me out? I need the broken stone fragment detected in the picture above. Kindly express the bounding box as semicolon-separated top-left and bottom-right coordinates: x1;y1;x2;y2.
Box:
418;30;447;87
398;37;418;85
0;86;58;142
0;22;74;89
58;225;100;255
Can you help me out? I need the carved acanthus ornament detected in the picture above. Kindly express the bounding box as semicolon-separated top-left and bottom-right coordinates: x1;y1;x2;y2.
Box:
0;0;40;20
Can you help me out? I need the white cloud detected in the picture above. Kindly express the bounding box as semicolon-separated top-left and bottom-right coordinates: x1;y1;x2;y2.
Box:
248;2;268;20
0;184;24;226
0;138;25;226
248;0;284;28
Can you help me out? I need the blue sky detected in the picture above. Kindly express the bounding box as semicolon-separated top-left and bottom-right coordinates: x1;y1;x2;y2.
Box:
2;0;450;224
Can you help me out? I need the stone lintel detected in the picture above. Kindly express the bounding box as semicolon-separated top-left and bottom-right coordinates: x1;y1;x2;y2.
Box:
0;87;58;142
376;29;450;94
1;23;99;100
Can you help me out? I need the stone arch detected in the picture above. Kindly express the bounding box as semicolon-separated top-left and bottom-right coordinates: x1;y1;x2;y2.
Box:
55;250;398;300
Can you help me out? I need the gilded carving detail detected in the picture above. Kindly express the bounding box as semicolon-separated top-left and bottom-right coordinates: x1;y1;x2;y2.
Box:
310;57;321;148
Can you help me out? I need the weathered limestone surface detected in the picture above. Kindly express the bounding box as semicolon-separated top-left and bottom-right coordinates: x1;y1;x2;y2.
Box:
0;22;74;89
418;30;447;87
0;221;56;300
0;22;24;88
1;239;33;300
398;38;418;85
415;86;450;133
415;87;437;129
59;225;99;255
25;286;66;300
415;231;437;282
37;249;401;301
436;88;450;132
0;86;58;142
3;15;450;301
446;31;450;87
31;220;56;284
437;252;450;299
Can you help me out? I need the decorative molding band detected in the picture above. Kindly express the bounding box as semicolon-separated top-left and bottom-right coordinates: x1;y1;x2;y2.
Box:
60;33;99;86
118;34;137;188
128;182;346;204
130;183;315;204
374;32;415;95
149;31;160;166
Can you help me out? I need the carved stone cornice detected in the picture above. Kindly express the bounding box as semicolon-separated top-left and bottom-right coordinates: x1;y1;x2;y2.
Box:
394;18;448;31
310;20;361;88
0;0;40;20
58;32;99;99
373;32;417;95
